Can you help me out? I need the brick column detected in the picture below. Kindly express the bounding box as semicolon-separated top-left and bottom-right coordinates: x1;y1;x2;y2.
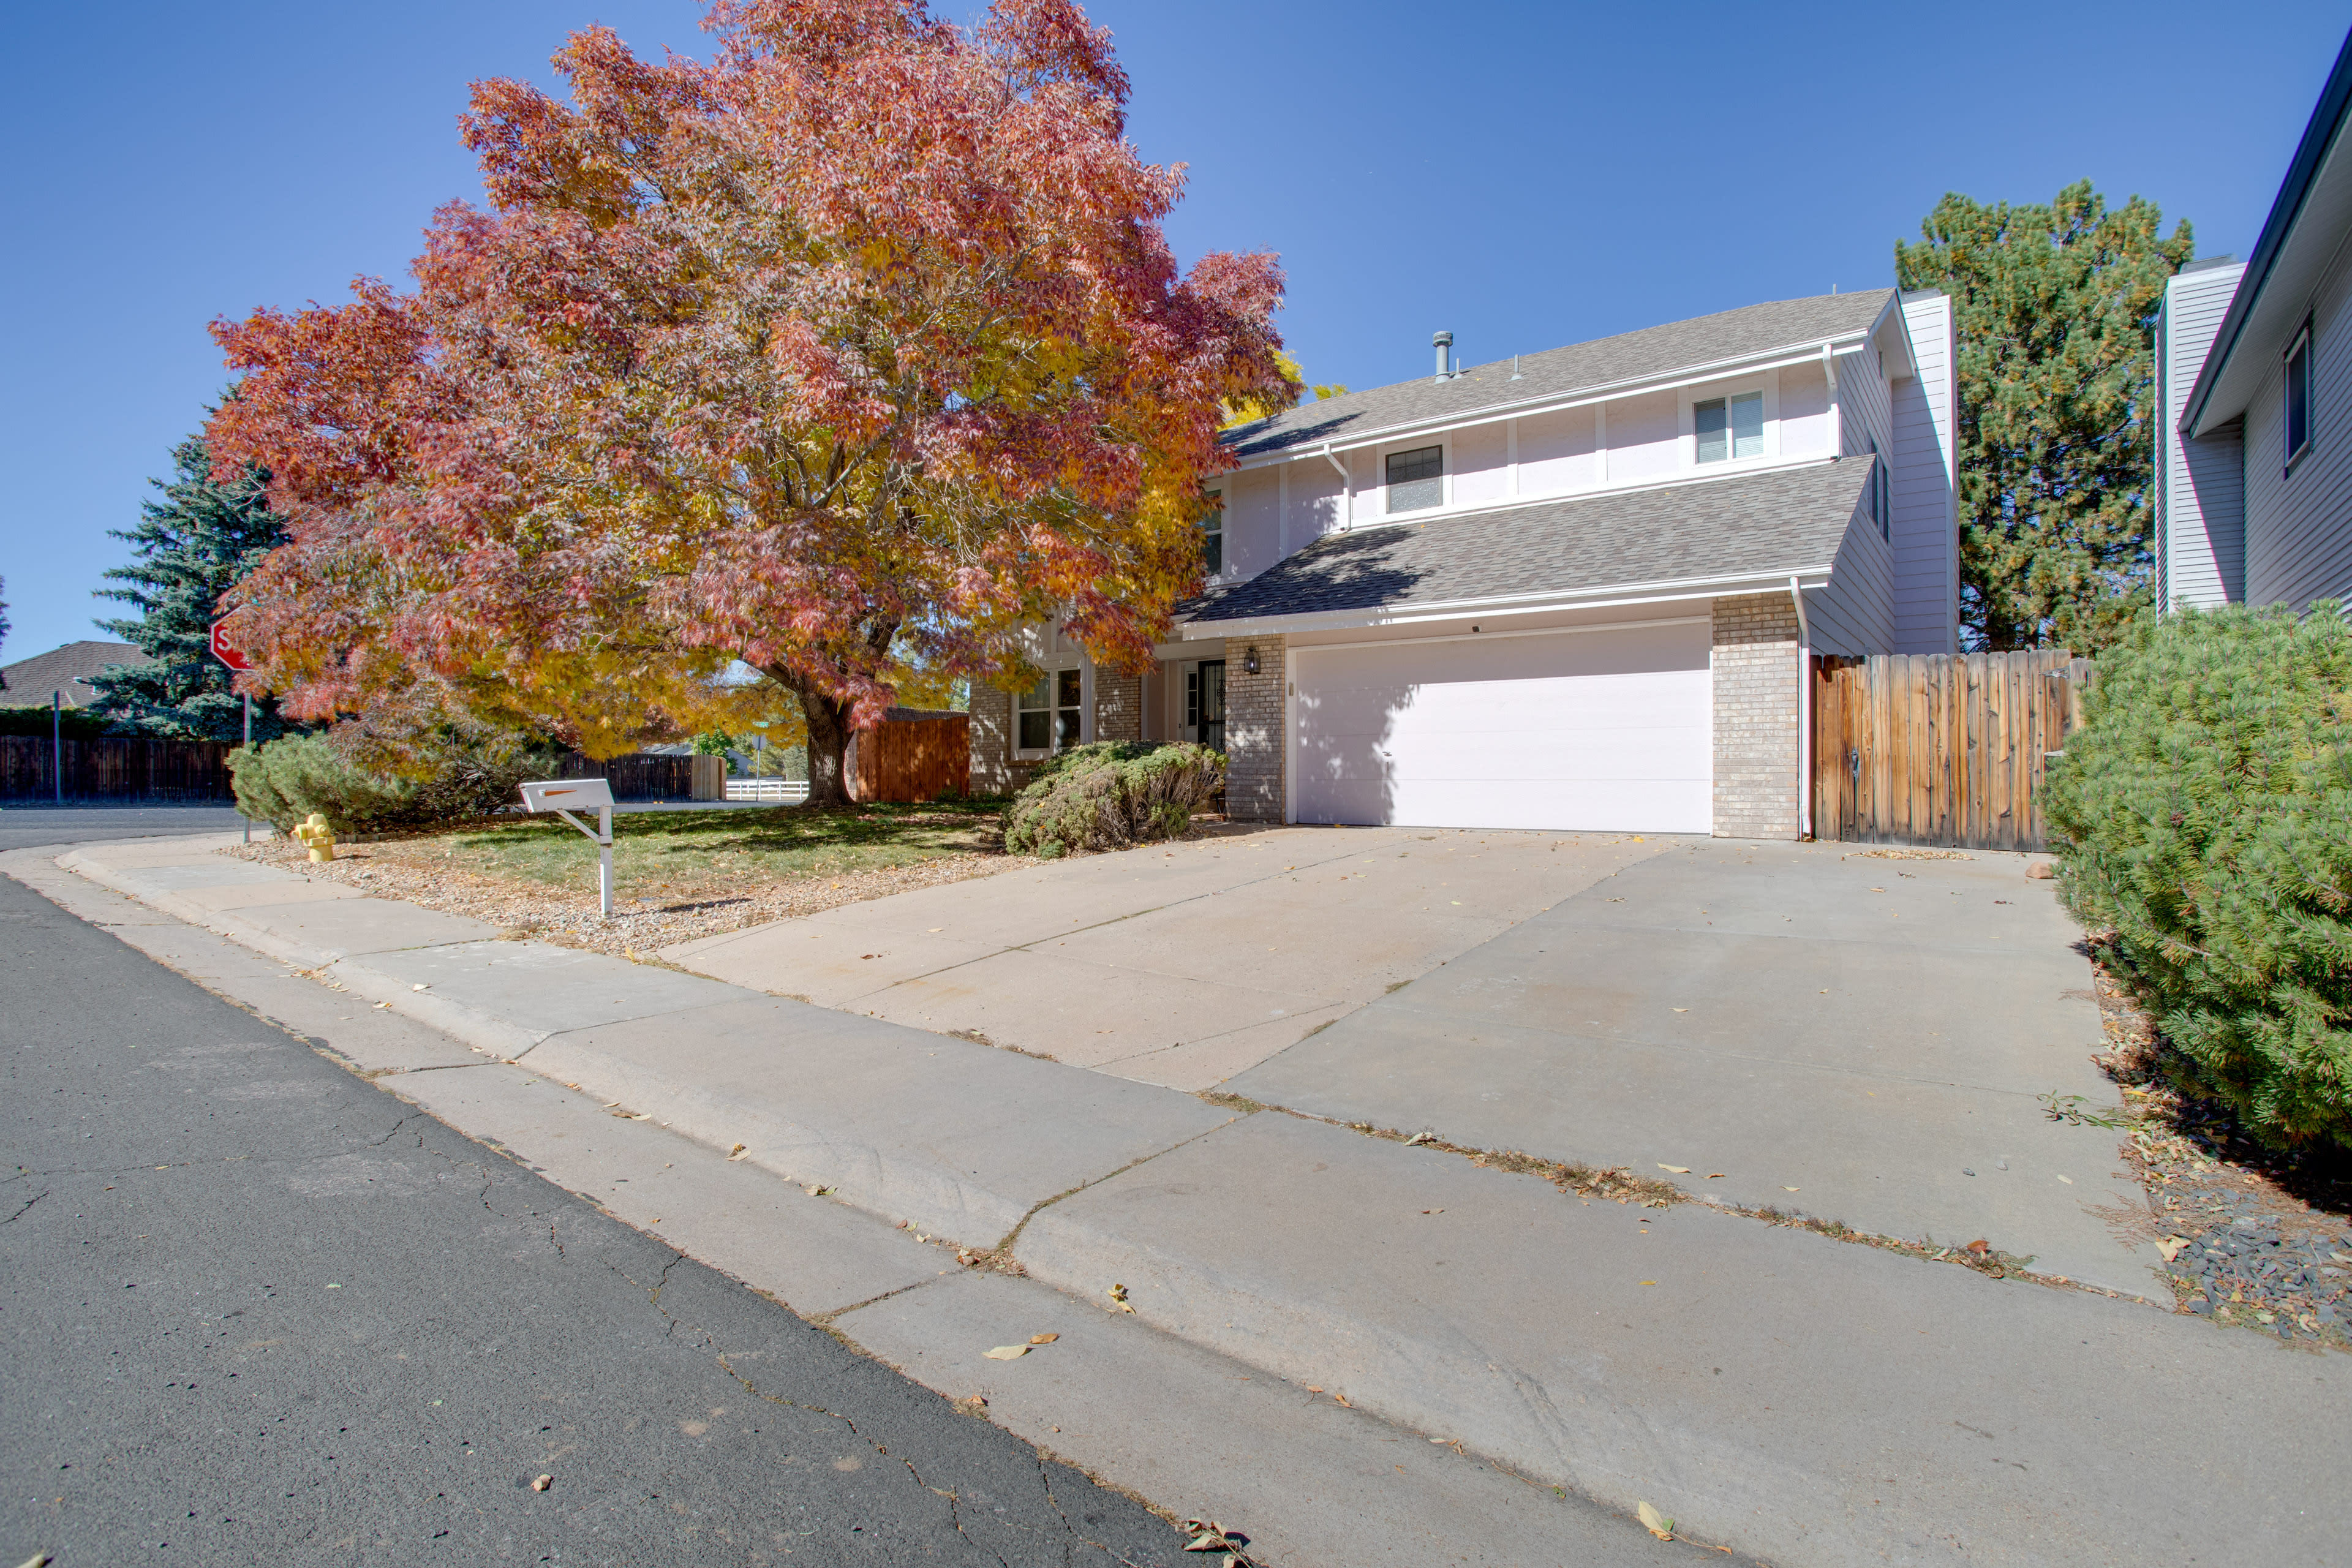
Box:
1223;635;1287;822
1094;671;1142;742
967;682;1015;796
1711;594;1800;840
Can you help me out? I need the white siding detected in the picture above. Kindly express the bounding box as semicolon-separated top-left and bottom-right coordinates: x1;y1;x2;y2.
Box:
1806;498;1898;657
1516;407;1599;493
1225;467;1280;578
2240;239;2352;611
1452;420;1511;507
2160;263;2248;609
1777;361;1832;456
1606;389;1679;481
1835;344;1891;461
1892;293;1959;652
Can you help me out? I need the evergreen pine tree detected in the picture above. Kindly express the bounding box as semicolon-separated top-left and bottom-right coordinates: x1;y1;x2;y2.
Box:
1894;181;2193;652
90;434;300;742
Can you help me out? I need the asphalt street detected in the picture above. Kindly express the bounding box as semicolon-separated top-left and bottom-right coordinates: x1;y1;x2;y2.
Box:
1;857;1194;1566
0;805;252;854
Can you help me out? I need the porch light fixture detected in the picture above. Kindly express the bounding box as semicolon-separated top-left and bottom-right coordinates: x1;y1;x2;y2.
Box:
1243;646;1261;674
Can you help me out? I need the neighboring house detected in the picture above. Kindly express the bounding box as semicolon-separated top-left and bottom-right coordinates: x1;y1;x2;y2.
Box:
971;287;1960;837
2163;28;2352;615
0;641;150;709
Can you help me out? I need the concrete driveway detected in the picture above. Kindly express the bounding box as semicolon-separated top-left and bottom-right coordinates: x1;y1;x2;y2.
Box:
1223;838;2157;1294
661;826;1665;1089
668;827;2155;1297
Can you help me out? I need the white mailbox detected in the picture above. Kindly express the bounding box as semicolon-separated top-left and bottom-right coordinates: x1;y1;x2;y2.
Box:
519;778;614;812
520;777;617;916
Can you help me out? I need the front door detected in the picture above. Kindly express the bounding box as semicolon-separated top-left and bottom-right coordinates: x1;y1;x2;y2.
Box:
1186;660;1227;751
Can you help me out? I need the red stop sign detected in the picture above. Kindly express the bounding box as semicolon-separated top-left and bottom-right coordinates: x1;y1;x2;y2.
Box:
211;619;252;672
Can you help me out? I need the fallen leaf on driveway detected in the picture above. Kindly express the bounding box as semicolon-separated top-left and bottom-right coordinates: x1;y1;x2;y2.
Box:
1108;1283;1136;1313
412;982;430;992
1782;1186;1800;1193
728;1144;748;1159
1658;1165;1691;1174
983;1345;1030;1360
1030;1333;1059;1344
1869;886;1886;892
927;927;944;932
1707;1172;1728;1179
1637;1501;1675;1540
1672;1008;1689;1013
531;1474;553;1492
1404;1132;1434;1146
1965;1238;1991;1254
1640;1280;1656;1286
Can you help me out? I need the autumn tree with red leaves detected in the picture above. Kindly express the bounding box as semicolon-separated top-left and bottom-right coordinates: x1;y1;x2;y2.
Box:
206;0;1295;805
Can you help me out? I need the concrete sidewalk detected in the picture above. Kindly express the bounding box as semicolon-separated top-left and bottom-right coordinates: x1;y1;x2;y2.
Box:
28;832;2352;1568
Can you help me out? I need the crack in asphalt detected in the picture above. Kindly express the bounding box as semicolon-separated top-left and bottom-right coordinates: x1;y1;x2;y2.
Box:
2;1187;47;1226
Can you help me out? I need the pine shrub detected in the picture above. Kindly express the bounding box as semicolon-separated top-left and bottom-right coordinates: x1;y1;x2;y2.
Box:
229;729;554;834
1003;742;1225;859
2044;604;2352;1147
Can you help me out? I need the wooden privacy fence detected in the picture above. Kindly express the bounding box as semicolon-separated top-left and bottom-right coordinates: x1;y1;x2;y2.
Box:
553;752;724;802
846;710;970;803
1811;650;2089;851
0;737;236;801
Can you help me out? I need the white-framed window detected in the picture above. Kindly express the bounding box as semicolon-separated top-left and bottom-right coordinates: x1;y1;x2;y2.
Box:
1017;666;1085;755
1203;489;1224;576
1868;437;1890;540
2285;326;2313;471
1695;391;1764;464
1385;444;1444;513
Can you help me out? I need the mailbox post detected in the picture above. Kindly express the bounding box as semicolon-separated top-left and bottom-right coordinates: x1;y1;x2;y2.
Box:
519;778;617;917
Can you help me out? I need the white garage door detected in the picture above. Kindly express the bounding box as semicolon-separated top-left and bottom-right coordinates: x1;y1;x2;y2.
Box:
1291;620;1713;832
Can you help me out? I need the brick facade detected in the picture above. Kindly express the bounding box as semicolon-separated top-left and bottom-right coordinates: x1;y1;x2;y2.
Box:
1711;593;1800;840
1223;635;1287;822
966;682;1017;796
1094;671;1143;742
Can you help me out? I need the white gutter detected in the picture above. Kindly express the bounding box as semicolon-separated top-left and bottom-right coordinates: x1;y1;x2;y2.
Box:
1321;443;1350;529
1789;574;1813;842
1227;336;1875;471
1179;567;1836;641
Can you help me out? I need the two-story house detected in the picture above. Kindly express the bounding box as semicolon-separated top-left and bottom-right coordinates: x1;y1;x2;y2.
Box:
2161;27;2352;617
972;287;1960;839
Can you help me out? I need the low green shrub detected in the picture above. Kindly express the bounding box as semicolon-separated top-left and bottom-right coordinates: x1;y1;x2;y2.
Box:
2044;603;2352;1148
230;733;415;833
1003;741;1225;859
0;705;115;739
230;729;555;834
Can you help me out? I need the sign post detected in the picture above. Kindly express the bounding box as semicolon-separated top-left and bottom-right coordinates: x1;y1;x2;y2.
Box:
519;778;617;918
211;619;253;842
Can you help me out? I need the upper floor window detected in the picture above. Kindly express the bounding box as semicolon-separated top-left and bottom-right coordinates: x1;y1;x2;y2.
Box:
1202;491;1224;576
2286;329;2312;469
1868;438;1890;540
1385;445;1444;513
1696;391;1763;463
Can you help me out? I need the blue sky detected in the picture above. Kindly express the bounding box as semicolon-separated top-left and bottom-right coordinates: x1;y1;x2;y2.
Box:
3;0;2345;663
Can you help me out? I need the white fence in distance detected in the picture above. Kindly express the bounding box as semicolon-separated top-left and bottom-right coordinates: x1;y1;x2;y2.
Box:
724;777;811;803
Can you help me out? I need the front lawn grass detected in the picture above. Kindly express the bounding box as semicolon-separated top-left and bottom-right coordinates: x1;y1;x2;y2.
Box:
411;799;1009;896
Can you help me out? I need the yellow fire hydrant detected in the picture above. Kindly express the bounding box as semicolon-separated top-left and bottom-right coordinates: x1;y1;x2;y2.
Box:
293;812;337;864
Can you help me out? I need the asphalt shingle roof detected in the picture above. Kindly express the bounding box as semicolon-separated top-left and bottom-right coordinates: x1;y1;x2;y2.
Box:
1224;289;1897;461
1182;460;1871;625
0;641;150;707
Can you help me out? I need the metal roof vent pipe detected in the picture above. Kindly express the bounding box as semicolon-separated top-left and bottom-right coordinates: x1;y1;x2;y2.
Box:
1433;330;1455;383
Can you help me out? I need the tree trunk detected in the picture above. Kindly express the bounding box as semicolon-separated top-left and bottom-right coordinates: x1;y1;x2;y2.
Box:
770;669;857;810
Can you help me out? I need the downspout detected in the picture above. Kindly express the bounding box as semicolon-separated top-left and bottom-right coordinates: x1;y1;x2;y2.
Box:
1322;444;1351;531
1789;575;1813;841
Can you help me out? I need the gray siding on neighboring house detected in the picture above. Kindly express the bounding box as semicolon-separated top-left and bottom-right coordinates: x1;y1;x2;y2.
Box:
2160;263;2249;609
1805;489;1896;657
2241;236;2352;611
1892;293;1959;652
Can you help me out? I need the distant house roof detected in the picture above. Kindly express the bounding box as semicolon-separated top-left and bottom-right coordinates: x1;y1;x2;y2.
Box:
1180;460;1870;629
0;641;151;707
1223;290;1898;462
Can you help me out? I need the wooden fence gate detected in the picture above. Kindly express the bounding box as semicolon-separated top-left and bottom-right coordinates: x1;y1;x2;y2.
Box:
1811;651;2089;851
